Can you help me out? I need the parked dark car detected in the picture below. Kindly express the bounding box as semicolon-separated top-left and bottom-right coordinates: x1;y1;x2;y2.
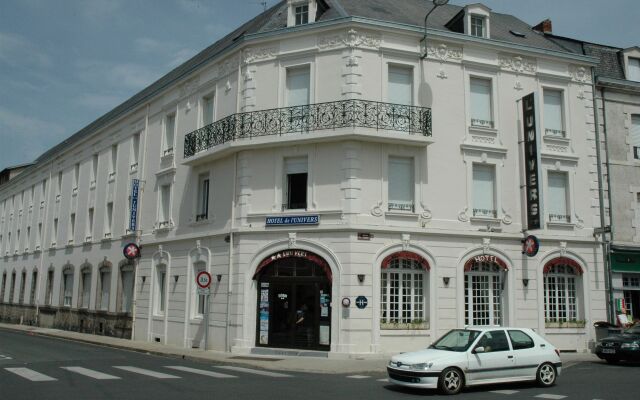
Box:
595;323;640;364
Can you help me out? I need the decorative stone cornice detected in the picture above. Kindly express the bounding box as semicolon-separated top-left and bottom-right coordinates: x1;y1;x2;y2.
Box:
217;55;240;78
318;29;381;50
243;47;278;64
425;43;463;63
498;55;537;74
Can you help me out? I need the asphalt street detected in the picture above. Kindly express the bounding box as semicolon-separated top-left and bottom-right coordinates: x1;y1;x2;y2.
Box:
0;327;638;400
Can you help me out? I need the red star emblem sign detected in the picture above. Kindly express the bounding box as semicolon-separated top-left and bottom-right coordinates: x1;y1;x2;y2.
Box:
523;235;539;257
123;243;140;260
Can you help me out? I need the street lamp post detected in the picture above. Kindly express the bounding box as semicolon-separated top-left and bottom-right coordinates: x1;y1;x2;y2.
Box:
421;0;449;59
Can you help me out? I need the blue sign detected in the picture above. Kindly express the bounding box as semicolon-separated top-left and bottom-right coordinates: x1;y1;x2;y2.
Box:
265;215;319;226
129;179;140;232
355;296;368;309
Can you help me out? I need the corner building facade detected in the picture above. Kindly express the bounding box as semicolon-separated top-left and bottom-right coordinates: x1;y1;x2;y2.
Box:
0;0;606;355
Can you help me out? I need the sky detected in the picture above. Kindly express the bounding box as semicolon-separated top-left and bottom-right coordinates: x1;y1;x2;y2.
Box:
1;0;638;170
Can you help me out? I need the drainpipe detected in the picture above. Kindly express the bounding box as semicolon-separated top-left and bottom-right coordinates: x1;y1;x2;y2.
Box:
591;70;614;324
225;152;238;352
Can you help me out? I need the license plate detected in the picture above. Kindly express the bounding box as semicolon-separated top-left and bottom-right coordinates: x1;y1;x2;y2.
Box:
602;349;616;354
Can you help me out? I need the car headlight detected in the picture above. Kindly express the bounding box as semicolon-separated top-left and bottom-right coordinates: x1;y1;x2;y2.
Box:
621;342;639;350
410;362;433;370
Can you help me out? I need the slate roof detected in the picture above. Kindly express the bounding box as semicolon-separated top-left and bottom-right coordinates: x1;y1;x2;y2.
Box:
28;0;574;170
544;34;626;80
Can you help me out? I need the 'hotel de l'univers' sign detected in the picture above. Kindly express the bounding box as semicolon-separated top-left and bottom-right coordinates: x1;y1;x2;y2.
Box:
522;93;542;231
265;215;320;226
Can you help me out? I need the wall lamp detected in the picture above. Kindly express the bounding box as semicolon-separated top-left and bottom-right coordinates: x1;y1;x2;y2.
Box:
421;0;450;59
523;278;530;288
442;277;450;286
173;275;179;283
216;274;222;282
141;276;146;283
357;274;365;283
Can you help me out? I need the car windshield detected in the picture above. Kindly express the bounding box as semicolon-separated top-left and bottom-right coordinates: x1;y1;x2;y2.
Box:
430;329;481;352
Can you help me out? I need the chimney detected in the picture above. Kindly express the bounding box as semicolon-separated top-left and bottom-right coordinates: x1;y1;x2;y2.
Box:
533;19;552;34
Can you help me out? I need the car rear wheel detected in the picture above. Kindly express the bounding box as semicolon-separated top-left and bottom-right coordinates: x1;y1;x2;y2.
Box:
605;358;619;364
439;367;464;395
536;362;557;387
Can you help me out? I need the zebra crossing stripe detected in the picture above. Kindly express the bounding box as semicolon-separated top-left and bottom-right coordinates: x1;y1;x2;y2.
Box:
215;366;292;378
165;366;237;378
5;367;57;382
490;390;520;395
534;395;567;399
61;367;121;380
113;366;180;379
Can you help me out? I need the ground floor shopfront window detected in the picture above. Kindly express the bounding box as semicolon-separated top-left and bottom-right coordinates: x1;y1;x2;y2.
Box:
623;274;640;321
254;250;331;351
464;255;508;326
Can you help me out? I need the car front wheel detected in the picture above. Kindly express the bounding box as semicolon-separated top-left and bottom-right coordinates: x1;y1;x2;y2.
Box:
536;362;557;387
439;367;464;395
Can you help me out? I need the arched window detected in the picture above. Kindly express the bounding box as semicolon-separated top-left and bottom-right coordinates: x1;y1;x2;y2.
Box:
18;269;26;304
192;261;206;318
1;272;7;302
464;256;507;326
29;269;38;305
79;265;92;309
45;267;54;306
61;265;74;307
543;260;583;323
118;260;134;313
97;264;111;311
9;271;16;304
380;254;429;328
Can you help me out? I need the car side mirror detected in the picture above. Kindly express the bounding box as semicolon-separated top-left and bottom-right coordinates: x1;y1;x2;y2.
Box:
473;346;485;354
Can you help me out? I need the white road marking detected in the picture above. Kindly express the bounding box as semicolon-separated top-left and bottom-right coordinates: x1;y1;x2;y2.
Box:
346;375;370;379
377;378;389;382
113;366;180;379
490;390;520;395
215;366;292;378
165;366;237;378
5;367;57;382
0;355;13;361
535;395;567;399
61;367;121;380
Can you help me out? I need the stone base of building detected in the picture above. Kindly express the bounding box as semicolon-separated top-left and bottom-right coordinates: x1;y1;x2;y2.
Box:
0;303;132;339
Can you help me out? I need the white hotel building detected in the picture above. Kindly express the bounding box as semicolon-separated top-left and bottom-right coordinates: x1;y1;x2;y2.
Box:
0;0;607;356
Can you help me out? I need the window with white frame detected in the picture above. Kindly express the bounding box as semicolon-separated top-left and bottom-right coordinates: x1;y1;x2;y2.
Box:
284;157;308;210
57;171;63;200
544;264;579;323
631;115;640;160
9;272;16;303
52;218;58;245
548;171;570;223
105;202;113;238
86;208;94;242
163;114;176;156
80;267;91;308
109;145;118;180
388;156;414;212
18;271;26;304
380;258;427;327
294;4;309;25
1;273;6;302
628;57;640;81
464;262;503;326
98;266;110;311
158;184;172;227
472;164;496;218
131;133;140;170
193;261;206;318
470;77;493;128
91;154;98;185
26;226;30;251
155;264;167;315
286;65;310;107
470;15;485;37
543;89;565;137
16;229;21;253
388;65;413;106
41;178;47;203
37;223;42;250
196;173;210;221
119;263;134;313
29;270;37;305
45;269;53;305
202;95;215;126
73;163;80;193
68;213;75;244
61;267;73;307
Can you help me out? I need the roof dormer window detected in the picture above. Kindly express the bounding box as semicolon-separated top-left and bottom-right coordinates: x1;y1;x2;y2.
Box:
295;4;309;25
287;0;321;27
622;47;640;82
470;15;485;37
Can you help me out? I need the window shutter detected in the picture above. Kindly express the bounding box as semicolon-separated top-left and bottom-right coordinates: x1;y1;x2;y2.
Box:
544;89;563;132
286;66;310;106
472;164;495;213
388;66;412;105
388;157;413;207
160;185;171;222
470;78;492;123
628;58;640;81
285;157;308;175
631;115;640;148
203;96;214;125
548;172;568;217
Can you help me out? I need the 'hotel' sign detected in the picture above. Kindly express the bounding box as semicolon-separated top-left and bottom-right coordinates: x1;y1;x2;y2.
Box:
522;93;542;231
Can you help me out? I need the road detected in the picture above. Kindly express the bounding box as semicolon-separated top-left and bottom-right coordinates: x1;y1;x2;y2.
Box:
0;327;637;400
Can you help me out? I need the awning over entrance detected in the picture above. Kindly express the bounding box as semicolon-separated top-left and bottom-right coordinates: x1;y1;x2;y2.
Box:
543;257;584;275
253;249;332;282
381;251;430;270
611;247;640;273
463;254;509;272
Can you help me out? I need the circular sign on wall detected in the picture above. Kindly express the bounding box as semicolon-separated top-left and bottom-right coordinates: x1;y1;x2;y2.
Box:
196;271;212;289
355;296;368;309
123;243;141;260
523;235;540;257
341;297;351;308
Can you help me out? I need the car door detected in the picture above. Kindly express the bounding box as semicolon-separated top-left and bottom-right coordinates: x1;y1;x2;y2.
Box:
467;329;516;383
507;329;539;379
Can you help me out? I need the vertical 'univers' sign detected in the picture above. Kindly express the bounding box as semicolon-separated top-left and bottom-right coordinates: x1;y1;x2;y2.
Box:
522;93;541;230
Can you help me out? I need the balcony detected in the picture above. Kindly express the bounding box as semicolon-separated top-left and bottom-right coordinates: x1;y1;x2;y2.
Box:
184;99;432;159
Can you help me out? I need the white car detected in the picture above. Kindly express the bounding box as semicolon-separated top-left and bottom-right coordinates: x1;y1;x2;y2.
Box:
387;327;562;395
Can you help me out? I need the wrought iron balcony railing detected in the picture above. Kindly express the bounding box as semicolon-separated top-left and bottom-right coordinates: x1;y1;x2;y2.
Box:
184;99;432;159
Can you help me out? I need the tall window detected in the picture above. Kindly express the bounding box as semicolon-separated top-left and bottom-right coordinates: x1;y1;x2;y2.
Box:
472;164;496;218
470;15;485;37
193;262;206;318
294;4;309;25
380;258;426;327
57;171;63;199
91;154;98;185
388;65;413;106
69;213;76;243
109;145;118;180
465;262;503;326
286;66;310;107
631;115;640;160
544;89;565;137
202;95;214;126
18;271;26;304
119;263;134;313
86;208;94;242
470;77;493;128
26;226;30;251
29;270;37;304
45;270;54;305
1;273;6;302
131;133;140;170
544;264;579;322
196;173;210;221
41;178;47;204
159;184;172;226
62;268;73;307
53;218;58;245
99;266;111;311
73;163;80;192
628;57;640;81
155;264;167;315
548;171;570;223
163;114;176;156
284;157;307;210
9;272;16;303
105;202;113;237
388;157;414;212
37;223;42;249
80;267;91;308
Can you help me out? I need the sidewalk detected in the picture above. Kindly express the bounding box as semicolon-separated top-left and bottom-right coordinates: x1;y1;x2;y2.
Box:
0;322;598;374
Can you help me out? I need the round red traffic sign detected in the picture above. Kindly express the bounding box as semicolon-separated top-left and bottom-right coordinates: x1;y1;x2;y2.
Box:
196;271;212;289
123;243;141;260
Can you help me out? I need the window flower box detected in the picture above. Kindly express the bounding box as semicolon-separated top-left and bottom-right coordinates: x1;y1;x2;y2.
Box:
380;319;429;330
544;319;586;329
